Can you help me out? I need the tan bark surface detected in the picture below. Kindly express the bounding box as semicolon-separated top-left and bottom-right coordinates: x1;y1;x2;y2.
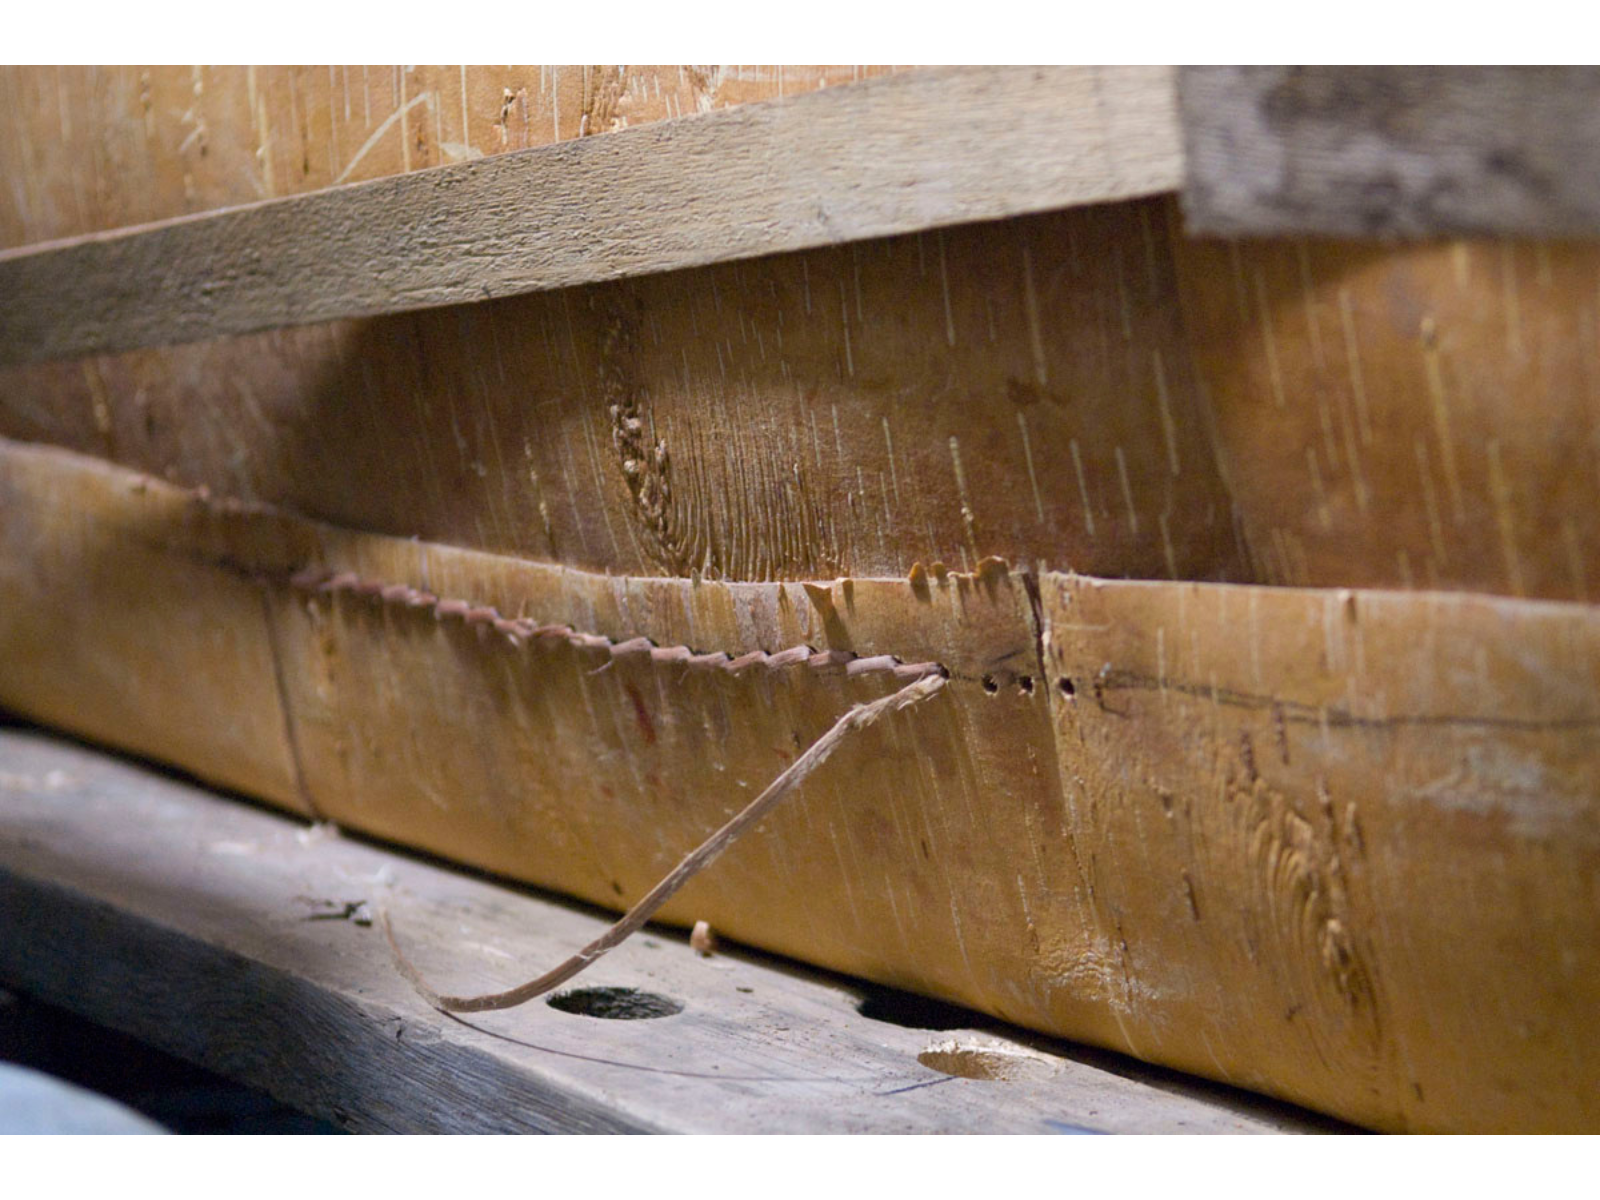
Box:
0;199;1242;587
1041;573;1600;1132
3;438;1596;1131
1173;224;1600;602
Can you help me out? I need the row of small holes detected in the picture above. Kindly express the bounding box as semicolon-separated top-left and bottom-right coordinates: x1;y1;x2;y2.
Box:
981;674;1037;695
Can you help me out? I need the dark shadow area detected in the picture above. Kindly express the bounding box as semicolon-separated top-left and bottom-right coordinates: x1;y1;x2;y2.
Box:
854;984;993;1033
0;986;340;1134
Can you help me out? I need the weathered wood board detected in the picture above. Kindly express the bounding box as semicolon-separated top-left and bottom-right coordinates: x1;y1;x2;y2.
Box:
0;66;1182;365
0;728;1331;1133
0;66;907;249
1180;66;1600;238
2;438;1595;1132
14;66;1600;261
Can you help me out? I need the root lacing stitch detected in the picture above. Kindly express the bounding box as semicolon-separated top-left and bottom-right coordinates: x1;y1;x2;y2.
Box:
383;671;949;1013
287;565;952;1012
289;566;948;683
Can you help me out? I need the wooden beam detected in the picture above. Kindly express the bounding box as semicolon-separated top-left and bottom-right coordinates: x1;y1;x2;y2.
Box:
13;66;1600;373
0;66;1181;366
1179;66;1600;237
0;727;1323;1133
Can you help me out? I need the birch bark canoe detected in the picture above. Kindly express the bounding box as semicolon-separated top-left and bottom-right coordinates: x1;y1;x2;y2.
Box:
2;438;1596;1132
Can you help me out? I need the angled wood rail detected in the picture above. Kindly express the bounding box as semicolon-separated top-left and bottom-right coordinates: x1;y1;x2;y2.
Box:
0;66;1182;366
7;65;1600;368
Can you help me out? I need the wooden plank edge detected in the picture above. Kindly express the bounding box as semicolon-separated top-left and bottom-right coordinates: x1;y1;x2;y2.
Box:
0;66;1181;367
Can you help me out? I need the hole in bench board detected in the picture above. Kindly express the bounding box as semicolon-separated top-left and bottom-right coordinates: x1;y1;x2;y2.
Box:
546;987;684;1020
916;1041;1049;1082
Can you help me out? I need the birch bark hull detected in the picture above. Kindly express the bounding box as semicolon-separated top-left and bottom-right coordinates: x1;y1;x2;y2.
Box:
2;440;1595;1132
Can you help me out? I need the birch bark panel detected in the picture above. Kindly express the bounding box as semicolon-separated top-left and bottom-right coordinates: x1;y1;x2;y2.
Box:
0;200;1243;586
7;197;1600;598
1170;223;1600;601
0;66;901;249
0;437;1075;1039
1040;573;1600;1132
268;560;1060;1030
0;444;307;812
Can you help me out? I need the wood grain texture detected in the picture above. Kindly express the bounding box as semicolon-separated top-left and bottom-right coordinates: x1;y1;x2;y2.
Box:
0;65;1182;366
0;731;1324;1133
3;438;1595;1131
0;200;1243;587
0;66;906;250
1180;66;1600;238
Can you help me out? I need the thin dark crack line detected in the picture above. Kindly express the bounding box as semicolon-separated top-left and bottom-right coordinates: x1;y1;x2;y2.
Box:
875;1074;959;1097
257;584;324;821
1089;669;1600;734
439;1011;906;1087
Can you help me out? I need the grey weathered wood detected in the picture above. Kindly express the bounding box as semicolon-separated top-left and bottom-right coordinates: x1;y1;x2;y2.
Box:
0;66;1181;368
1179;65;1600;238
0;727;1339;1133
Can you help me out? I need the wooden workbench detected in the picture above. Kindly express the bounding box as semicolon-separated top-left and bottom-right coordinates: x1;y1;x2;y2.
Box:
0;723;1338;1133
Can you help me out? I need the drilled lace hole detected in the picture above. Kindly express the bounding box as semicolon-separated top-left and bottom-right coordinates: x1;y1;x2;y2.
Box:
981;675;999;694
546;986;683;1020
1058;677;1076;698
917;1041;1050;1082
